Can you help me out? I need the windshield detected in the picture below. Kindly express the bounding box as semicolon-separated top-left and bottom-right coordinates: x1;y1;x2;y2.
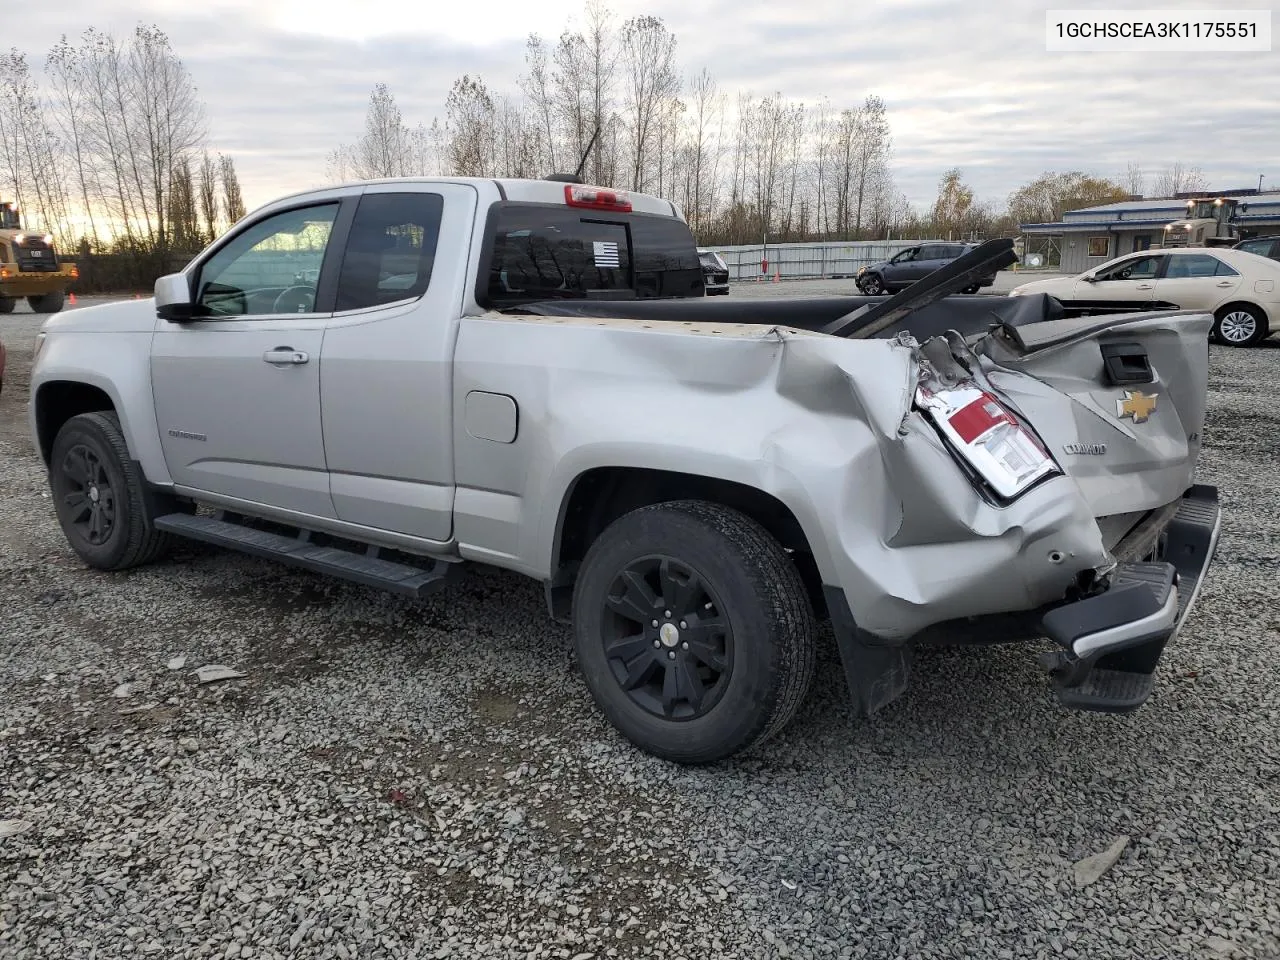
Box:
0;206;19;230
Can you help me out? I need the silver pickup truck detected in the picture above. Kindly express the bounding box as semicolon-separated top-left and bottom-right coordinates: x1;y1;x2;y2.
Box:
28;176;1221;764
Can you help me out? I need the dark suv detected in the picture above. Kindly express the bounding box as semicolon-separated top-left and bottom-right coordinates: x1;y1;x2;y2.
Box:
697;248;729;295
856;241;995;295
1232;236;1280;262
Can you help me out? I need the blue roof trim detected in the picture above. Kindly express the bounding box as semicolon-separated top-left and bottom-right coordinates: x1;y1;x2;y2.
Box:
1022;212;1280;231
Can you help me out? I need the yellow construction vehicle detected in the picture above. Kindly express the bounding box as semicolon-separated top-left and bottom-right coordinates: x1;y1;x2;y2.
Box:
0;201;77;314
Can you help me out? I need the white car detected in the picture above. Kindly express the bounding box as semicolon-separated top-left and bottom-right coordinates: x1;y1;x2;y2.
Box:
1009;247;1280;347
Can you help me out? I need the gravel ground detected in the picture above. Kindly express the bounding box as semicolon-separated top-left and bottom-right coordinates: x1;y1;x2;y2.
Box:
1;302;1279;960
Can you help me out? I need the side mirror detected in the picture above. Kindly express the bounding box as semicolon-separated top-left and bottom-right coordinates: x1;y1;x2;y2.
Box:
1082;274;1098;283
155;273;195;321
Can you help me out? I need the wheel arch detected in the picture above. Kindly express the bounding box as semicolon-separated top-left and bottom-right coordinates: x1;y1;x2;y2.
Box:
543;465;825;622
1213;300;1271;343
33;378;167;485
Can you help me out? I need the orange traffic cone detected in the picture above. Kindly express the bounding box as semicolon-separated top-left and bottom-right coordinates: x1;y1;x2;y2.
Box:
68;292;77;305
134;293;141;299
773;270;780;283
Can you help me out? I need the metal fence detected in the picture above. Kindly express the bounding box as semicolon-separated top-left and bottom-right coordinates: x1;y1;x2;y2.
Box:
704;240;920;281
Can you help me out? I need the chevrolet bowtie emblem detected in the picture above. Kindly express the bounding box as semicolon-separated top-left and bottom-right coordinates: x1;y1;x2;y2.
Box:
1116;389;1158;424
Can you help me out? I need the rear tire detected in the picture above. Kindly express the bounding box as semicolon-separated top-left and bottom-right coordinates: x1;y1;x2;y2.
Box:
0;297;14;314
571;500;817;764
1213;304;1268;347
28;291;65;314
49;411;176;570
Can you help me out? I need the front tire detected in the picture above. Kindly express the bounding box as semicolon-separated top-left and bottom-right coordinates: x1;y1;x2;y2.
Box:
0;297;15;314
49;411;176;570
28;291;65;314
571;500;817;764
1213;304;1268;347
860;274;885;296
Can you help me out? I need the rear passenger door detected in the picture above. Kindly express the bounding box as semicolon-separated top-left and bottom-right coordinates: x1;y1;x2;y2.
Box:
319;182;479;543
1152;252;1242;310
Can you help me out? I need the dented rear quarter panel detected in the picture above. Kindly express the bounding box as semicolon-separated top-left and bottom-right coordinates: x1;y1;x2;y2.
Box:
451;313;1117;640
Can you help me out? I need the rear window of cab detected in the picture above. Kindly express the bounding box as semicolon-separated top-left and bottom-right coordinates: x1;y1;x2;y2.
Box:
481;203;704;306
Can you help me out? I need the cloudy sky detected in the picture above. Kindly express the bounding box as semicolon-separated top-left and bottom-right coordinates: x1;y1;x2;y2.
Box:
11;0;1278;213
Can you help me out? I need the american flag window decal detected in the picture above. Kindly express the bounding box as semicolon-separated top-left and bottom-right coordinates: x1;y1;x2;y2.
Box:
593;240;620;268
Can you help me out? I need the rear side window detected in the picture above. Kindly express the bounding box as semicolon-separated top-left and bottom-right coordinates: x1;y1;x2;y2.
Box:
335;192;444;312
483;203;702;305
1238;239;1278;259
1165;254;1236;278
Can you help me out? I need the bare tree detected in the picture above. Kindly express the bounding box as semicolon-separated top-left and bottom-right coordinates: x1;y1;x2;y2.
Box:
219;153;245;225
746;93;790;245
167;155;200;251
1123;161;1145;197
130;24;207;256
849;95;889;237
619;15;678;192
582;0;619;185
1152;161;1208;197
0;49;73;246
810;99;833;236
38;27;207;255
681;67;722;234
445;75;496;176
47;37;103;247
197;151;218;239
519;34;558;174
932;167;975;239
330;83;415;181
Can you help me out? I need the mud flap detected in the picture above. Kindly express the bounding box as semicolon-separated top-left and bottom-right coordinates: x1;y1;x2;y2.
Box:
823;585;913;716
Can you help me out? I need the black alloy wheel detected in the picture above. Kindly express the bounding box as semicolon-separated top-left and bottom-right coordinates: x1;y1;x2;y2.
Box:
599;555;733;720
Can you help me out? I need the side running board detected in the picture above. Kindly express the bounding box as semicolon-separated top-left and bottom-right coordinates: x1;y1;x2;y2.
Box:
154;512;462;599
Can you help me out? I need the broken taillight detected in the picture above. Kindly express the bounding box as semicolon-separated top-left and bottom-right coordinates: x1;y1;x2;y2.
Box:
915;384;1060;500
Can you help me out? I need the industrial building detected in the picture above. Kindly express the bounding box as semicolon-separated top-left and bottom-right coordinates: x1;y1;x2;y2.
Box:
1019;189;1280;274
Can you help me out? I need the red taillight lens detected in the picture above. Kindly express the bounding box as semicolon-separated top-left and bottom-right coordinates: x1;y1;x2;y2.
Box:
564;184;633;212
915;384;1059;500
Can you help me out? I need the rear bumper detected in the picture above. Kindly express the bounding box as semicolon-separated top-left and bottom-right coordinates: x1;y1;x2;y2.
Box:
824;484;1221;717
1039;483;1221;711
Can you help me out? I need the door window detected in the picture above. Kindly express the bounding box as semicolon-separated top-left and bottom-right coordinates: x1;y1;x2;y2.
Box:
195;203;339;316
1096;255;1162;281
1164;254;1237;278
335;192;445;311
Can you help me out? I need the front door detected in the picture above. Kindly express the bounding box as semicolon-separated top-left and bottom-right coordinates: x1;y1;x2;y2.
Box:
151;199;347;518
1070;253;1166;312
882;247;920;287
